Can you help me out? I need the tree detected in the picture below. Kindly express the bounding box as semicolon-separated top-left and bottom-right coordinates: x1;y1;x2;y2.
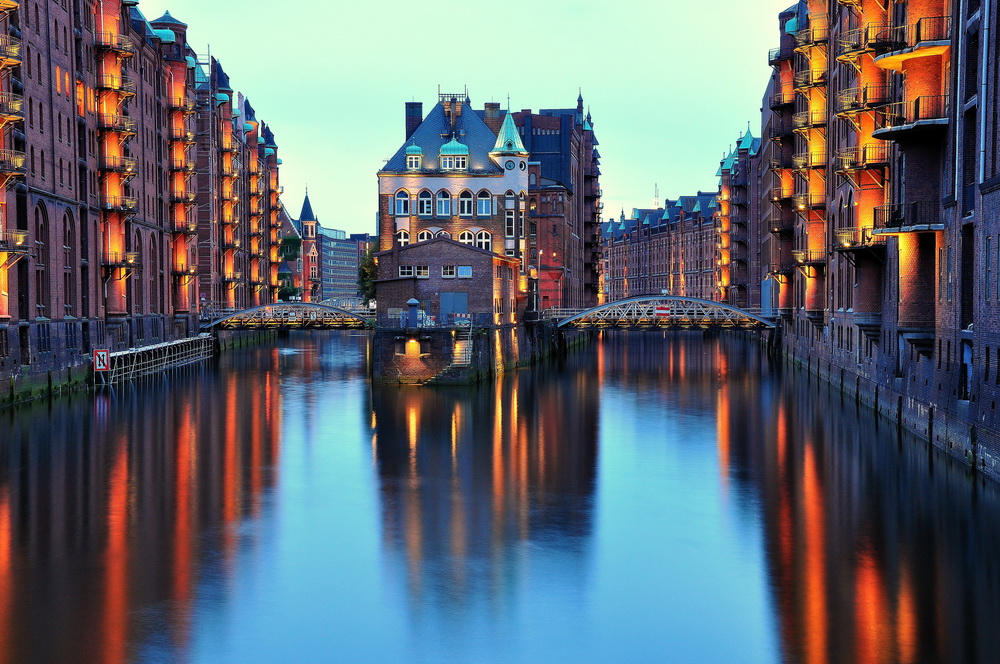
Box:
358;247;377;305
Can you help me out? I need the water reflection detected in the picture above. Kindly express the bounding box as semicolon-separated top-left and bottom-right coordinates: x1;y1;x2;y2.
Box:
0;331;996;662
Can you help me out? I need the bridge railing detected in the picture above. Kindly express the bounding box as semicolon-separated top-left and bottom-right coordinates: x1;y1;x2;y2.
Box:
377;312;489;329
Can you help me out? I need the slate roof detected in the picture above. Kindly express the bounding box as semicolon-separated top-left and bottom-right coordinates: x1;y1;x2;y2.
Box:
299;192;316;222
213;59;232;92
382;102;502;174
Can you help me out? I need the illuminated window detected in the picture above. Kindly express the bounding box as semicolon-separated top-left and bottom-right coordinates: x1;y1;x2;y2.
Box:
442;265;456;278
436;190;451;216
396;229;410;246
394;191;410;216
417;191;432;216
399;265;414;277
415;265;429;279
477;191;492;216
417;230;433;242
475;231;492;252
458;230;474;245
459;190;473;216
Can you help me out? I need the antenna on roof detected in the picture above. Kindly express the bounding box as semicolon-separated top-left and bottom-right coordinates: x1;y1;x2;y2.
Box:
654;183;659;209
506;93;510;111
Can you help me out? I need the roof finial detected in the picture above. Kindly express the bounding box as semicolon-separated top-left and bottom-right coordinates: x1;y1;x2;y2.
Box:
506;93;510;111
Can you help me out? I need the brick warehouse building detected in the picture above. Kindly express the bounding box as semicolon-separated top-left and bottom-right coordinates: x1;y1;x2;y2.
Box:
376;91;602;318
0;1;284;396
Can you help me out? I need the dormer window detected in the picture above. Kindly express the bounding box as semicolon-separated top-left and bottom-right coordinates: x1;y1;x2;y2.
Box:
440;155;467;170
406;155;421;169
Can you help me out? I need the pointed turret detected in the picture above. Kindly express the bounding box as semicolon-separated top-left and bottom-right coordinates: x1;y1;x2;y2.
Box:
489;112;528;157
300;190;317;222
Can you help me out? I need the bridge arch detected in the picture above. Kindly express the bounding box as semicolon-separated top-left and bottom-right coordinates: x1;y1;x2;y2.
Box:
201;302;373;331
551;295;775;329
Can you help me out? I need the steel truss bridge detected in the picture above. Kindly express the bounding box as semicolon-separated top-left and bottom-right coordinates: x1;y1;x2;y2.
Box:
201;302;374;331
543;296;775;330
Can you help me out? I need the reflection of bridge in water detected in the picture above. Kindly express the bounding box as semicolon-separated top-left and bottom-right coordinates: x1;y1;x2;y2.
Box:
200;302;374;331
544;296;776;330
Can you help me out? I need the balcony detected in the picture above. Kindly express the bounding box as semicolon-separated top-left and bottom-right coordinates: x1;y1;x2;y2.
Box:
222;191;239;203
95;32;134;56
0;229;29;254
222;238;241;250
834;226;887;251
835;144;891;171
223;272;244;283
872;17;952;71
795;18;829;50
873;201;943;233
0;148;26;173
169;97;196;113
768;119;793;141
794;69;827;91
792;152;826;170
792;109;827;131
770;185;794;204
173;219;198;235
97;114;137;135
170;127;196;143
872;96;950;139
769;211;795;234
170;191;197;205
97;75;136;96
791;249;826;265
793;192;826;210
99;155;138;174
768;261;795;276
102;251;140;267
172;264;197;276
101;196;138;212
769;91;795;109
0;0;19;11
170;159;195;172
835;84;893;116
768;45;793;66
221;139;237;153
0;36;21;67
0;92;23;122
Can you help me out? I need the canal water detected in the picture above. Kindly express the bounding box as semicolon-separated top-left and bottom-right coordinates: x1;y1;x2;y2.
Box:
1;331;999;663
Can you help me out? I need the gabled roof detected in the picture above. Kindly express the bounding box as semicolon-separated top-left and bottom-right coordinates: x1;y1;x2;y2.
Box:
381;101;503;173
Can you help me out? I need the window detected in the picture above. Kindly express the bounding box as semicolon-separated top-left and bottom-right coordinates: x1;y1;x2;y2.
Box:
476;231;492;252
417;230;433;242
457;266;473;278
459;191;473;216
436;190;451;216
437;230;452;239
399;265;414;277
477;191;491;216
505;210;516;237
441;155;467;170
442;265;456;278
458;230;475;245
394;191;410;216
417;191;432;216
415;265;429;279
406;155;421;169
396;229;410;246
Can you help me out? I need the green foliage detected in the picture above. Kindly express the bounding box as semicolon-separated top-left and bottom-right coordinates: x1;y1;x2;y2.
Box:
279;236;302;260
358;247;378;305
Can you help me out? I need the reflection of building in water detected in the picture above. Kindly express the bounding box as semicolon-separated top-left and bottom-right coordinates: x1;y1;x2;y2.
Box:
370;362;598;607
0;351;283;662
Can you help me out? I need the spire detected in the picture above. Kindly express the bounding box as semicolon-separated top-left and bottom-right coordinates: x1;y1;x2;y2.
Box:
299;190;316;222
490;112;528;157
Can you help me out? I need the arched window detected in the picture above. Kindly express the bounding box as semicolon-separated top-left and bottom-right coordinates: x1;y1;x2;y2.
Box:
459;190;473;217
504;190;516;210
396;229;410;246
394;190;410;216
475;231;492;252
417;230;433;242
437;230;452;239
436;190;451;217
132;232;144;314
477;190;491;216
458;230;474;245
529;173;536;186
34;205;49;315
417;190;432;216
63;212;75;316
148;238;158;313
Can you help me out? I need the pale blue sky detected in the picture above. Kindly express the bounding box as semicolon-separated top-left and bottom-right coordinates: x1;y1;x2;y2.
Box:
142;0;795;234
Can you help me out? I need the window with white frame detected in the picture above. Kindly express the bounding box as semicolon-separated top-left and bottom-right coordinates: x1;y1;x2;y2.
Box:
477;191;491;216
457;265;473;278
436;190;451;216
417;230;433;242
415;265;429;278
441;155;467;170
442;265;456;278
458;230;474;245
505;210;516;237
406;155;421;169
398;265;414;277
475;231;492;252
417;191;432;216
396;229;410;246
459;191;473;216
394;191;410;215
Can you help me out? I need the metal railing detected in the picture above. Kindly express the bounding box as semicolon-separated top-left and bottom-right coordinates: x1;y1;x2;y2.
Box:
169;97;196;112
0;92;23;119
873;95;950;132
95;32;134;55
170;159;195;172
0;148;26;172
874;201;942;229
835;84;893;114
835;144;891;171
0;36;21;63
102;251;140;266
97;75;136;95
835;227;887;248
769;91;795;108
98;114;137;134
794;69;827;89
101;196;139;211
871;16;952;55
100;155;138;173
795;18;829;48
791;249;827;264
793;109;827;130
792;152;827;169
793;193;826;210
0;229;29;251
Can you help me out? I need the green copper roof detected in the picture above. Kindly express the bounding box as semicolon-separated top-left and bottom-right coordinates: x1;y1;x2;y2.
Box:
257;136;265;145
215;92;229;105
490;112;528;156
440;138;469;156
738;130;756;151
244;123;255;132
153;29;176;44
785;16;798;34
264;148;275;157
405;144;423;155
185;55;196;68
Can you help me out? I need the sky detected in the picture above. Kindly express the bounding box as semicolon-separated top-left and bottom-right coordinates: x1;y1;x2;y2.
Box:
140;0;797;235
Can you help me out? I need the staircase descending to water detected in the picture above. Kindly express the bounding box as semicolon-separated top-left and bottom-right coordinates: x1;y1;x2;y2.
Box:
425;324;473;384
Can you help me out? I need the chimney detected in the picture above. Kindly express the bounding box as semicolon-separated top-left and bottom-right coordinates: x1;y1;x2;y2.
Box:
484;102;502;134
405;102;422;140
